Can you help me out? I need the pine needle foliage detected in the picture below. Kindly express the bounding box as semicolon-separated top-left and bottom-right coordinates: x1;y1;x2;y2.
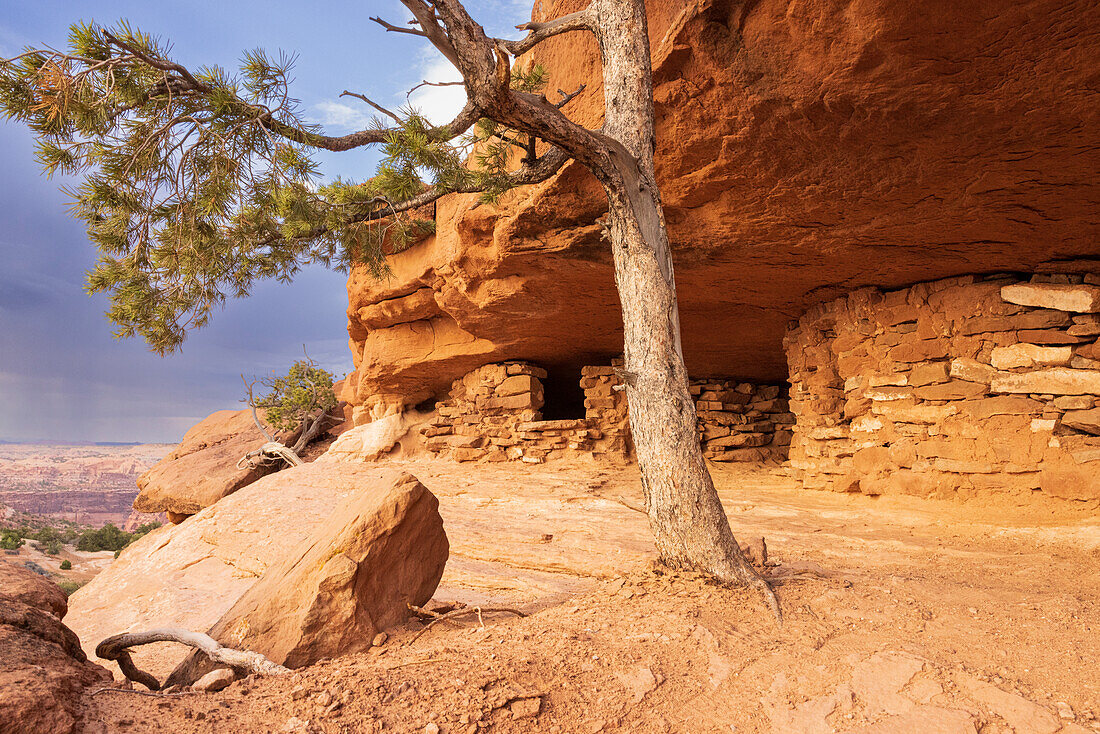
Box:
250;359;337;434
0;21;547;353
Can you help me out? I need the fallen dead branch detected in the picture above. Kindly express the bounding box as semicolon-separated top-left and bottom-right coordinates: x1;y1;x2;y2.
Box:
96;628;289;691
89;687;203;698
407;605;527;645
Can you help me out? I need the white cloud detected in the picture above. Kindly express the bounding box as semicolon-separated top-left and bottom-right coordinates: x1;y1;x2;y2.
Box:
405;54;467;126
307;0;533;133
309;101;374;132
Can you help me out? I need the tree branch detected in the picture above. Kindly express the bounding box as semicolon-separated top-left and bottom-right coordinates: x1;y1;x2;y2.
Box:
501;8;597;56
241;375;276;442
94;31;480;152
397;0;462;68
368;16;429;38
339;90;402;123
256;143;571;251
406;79;465;100
96;628;289;691
555;84;587;109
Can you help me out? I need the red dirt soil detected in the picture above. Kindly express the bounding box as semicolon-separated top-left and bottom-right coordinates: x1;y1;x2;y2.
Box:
83;461;1099;733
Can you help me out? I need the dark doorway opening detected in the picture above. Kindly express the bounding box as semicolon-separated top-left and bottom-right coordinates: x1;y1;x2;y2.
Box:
413;395;439;413
540;367;587;421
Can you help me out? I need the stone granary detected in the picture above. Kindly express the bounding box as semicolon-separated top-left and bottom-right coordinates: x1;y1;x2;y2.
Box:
340;0;1100;503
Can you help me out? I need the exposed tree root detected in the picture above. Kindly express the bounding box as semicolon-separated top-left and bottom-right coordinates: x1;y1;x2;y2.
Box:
236;441;303;470
96;628;289;691
656;555;783;627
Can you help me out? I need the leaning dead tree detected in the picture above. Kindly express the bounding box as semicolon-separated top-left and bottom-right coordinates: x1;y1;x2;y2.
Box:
97;629;288;690
0;0;780;620
238;356;340;469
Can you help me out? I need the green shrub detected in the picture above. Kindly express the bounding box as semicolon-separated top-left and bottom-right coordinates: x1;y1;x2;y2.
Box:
44;539;62;555
0;530;23;551
33;526;61;544
252;360;337;433
76;523;130;552
59;560;72;570
57;580;84;596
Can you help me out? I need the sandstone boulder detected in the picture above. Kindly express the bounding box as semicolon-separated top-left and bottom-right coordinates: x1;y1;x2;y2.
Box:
133;406;348;517
66;463;435;680
0;561;111;734
323;413;414;462
132;409;281;516
167;472;447;685
0;558;68;618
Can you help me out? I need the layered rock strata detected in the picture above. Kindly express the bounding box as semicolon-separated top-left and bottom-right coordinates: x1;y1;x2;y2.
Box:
343;0;1100;420
690;379;792;462
785;274;1100;501
0;561;111;734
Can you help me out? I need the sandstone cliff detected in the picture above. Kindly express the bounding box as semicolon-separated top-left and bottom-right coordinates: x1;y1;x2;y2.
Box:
344;0;1100;418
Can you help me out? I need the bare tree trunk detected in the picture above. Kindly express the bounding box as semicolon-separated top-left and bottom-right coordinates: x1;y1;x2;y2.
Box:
592;0;780;620
415;0;780;620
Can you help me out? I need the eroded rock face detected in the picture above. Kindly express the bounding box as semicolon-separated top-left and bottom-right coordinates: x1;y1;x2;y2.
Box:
167;472;447;684
66;463;431;680
0;561;111;734
345;0;1100;414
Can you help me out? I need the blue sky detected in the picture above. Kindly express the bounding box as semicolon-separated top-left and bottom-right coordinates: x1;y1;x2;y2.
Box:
0;0;532;443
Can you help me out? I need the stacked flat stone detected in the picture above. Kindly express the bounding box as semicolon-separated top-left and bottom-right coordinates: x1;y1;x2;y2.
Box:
785;273;1100;502
579;363;631;459
422;361;630;463
690;380;793;462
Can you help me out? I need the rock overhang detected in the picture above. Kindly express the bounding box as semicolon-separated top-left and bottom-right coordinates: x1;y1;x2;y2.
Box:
344;0;1100;412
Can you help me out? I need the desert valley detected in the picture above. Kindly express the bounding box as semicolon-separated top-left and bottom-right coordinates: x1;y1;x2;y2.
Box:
0;443;170;528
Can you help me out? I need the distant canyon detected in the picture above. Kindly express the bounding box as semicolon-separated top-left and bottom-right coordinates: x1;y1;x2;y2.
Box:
0;443;171;529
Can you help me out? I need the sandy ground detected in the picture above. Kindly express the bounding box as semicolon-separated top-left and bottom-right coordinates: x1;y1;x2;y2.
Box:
8;543;115;583
85;459;1099;733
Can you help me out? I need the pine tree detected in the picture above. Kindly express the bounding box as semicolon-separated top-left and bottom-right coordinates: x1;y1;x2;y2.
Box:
0;0;780;620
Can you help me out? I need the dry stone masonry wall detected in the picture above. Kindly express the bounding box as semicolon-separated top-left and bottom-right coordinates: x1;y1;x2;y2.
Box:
422;362;630;463
785;273;1100;502
421;362;794;465
691;380;792;462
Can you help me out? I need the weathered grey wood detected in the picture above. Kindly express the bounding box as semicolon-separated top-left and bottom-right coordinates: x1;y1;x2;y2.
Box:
96;628;289;690
418;0;780;621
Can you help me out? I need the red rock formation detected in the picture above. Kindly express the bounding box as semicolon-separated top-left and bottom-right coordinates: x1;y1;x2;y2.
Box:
166;471;448;685
344;0;1100;416
0;561;111;734
133;406;346;517
132;410;277;516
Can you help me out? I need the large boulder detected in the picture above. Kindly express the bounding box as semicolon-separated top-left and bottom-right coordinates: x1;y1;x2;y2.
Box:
132;409;279;516
0;561;111;734
344;0;1100;413
66;463;437;680
167;472;447;685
